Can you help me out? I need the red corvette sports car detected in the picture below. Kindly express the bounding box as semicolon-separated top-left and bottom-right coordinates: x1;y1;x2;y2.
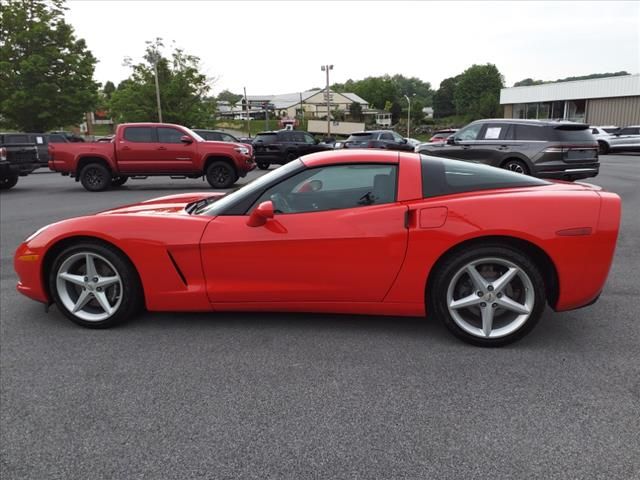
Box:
15;150;621;346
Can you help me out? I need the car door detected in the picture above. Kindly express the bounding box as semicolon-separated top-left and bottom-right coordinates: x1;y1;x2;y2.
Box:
379;131;395;149
116;126;156;174
610;127;640;148
440;123;484;159
467;122;514;167
200;163;408;303
156;126;198;172
390;131;413;151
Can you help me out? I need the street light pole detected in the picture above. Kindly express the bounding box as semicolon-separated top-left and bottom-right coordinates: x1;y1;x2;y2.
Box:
152;56;162;123
321;65;333;138
404;94;411;138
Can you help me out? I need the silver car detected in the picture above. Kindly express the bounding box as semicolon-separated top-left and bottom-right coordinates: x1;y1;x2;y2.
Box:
597;125;640;154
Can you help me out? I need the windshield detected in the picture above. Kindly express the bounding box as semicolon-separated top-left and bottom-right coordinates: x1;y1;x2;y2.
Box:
346;133;374;142
198;160;304;216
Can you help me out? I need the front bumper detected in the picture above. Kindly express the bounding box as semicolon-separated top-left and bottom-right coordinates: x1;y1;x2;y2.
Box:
14;242;48;303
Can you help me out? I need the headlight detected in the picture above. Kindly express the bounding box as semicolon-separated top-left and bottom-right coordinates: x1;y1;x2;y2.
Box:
234;146;250;155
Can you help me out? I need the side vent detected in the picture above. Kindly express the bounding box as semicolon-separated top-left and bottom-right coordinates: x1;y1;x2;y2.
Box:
166;250;188;286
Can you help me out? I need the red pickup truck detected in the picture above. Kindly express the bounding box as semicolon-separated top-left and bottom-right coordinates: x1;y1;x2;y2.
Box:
48;123;255;191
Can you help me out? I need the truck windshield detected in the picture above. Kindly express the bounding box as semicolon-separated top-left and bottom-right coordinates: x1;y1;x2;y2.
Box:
181;127;205;142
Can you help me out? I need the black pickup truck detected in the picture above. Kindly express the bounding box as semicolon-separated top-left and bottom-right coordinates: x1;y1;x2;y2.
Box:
0;133;41;190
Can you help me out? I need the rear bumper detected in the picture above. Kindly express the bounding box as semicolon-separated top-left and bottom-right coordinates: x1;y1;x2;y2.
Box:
535;163;599;180
1;161;39;177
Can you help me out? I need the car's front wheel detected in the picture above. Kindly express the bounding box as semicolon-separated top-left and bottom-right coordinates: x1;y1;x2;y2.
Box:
49;242;142;328
0;175;19;190
206;161;237;189
431;245;546;347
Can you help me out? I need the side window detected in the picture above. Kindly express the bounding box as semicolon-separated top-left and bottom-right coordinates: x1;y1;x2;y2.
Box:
292;132;306;143
220;133;236;142
47;134;66;143
380;132;394;141
124;127;154;143
391;131;404;143
592;128;599;135
455;123;483;141
157;127;185;143
303;133;316;145
252;164;398;214
480;123;510;140
515;125;547;141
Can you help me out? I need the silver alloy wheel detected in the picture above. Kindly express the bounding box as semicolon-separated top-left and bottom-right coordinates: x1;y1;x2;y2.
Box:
506;162;525;174
55;252;123;322
446;257;535;339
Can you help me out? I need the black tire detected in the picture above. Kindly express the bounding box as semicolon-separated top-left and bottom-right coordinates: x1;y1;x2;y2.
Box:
0;175;19;190
430;244;546;347
111;176;129;187
501;159;529;175
286;151;297;162
48;241;143;328
206;161;237;189
80;163;112;192
257;162;270;170
598;141;609;155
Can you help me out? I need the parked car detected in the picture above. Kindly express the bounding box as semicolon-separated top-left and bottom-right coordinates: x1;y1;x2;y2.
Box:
47;123;255;191
15;150;621;347
405;137;422;148
192;129;240;143
428;129;458;143
596;125;640;154
590;126;619;153
342;130;415;151
417;119;599;180
0;133;41;189
252;129;332;170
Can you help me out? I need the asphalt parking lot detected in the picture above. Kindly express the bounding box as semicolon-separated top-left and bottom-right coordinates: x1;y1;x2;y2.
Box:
1;155;639;479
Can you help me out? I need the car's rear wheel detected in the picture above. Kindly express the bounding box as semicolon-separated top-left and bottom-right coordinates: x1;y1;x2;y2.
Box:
502;159;529;175
49;242;142;328
598;141;609;155
206;161;237;189
80;163;112;192
431;245;546;347
0;175;19;190
257;162;270;170
111;176;129;187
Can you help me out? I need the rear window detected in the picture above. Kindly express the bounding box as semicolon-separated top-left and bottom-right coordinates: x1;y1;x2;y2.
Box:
254;133;278;144
124;127;154;143
603;127;619;134
420;155;549;198
3;134;30;144
47;134;67;143
551;128;594;142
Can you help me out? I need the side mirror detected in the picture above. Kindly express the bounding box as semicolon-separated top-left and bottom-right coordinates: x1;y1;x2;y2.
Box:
401;138;407;144
180;135;193;144
247;200;274;227
446;136;456;145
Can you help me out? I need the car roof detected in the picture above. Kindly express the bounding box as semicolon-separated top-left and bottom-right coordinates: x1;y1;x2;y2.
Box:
301;149;401;168
349;130;395;135
471;118;589;128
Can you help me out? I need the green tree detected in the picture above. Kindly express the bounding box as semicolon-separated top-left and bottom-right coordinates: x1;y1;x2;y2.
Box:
103;81;116;99
349;101;363;121
217;89;242;106
109;40;215;127
453;64;504;120
0;0;98;131
433;75;459;118
513;78;544;87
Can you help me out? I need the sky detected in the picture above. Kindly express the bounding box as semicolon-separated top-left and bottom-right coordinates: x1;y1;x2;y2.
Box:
66;0;640;95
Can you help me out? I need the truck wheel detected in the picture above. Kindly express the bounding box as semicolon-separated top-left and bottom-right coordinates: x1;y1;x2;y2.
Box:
80;163;112;192
206;161;237;189
111;176;129;187
0;175;19;190
257;162;270;170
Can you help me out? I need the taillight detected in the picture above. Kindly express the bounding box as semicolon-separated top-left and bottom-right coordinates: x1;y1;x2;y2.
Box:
543;147;565;153
0;147;6;161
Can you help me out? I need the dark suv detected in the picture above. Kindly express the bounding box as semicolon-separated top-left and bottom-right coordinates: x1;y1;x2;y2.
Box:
252;130;332;170
0;133;41;189
342;130;415;151
417;119;599;180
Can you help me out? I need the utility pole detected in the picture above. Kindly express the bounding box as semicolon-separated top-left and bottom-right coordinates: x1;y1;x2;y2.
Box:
244;87;250;137
152;54;162;123
299;92;304;127
404;94;414;138
321;65;333;138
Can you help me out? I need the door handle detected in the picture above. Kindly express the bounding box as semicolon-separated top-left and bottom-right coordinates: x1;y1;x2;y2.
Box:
462;145;471;150
157;146;167;151
498;145;509;150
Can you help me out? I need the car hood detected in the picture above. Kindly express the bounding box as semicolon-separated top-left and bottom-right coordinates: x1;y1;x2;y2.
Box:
96;192;226;216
